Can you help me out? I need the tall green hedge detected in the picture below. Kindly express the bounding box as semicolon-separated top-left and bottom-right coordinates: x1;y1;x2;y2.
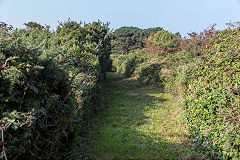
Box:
0;21;112;159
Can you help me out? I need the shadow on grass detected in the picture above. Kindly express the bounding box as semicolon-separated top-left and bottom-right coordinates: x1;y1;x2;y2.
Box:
78;72;202;160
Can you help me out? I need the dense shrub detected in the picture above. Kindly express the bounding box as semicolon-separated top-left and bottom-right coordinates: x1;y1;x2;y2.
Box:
161;51;196;96
179;24;217;57
171;63;193;97
115;50;152;78
0;31;72;159
156;24;240;159
0;21;112;159
183;25;240;159
112;48;162;85
56;20;112;79
144;30;181;55
134;62;162;85
161;25;217;96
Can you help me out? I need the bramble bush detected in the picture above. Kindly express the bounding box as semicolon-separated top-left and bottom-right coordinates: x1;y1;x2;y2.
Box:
144;30;181;55
0;20;112;159
162;25;217;96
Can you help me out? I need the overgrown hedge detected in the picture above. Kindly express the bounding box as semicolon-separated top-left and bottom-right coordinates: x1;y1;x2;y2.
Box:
157;25;240;159
183;26;240;159
0;21;112;159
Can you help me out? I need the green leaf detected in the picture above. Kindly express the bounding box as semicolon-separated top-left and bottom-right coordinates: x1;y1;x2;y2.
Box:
30;85;39;94
39;107;47;115
0;152;4;159
11;122;19;130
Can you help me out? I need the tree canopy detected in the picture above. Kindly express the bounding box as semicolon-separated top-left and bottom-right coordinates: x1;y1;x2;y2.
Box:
112;26;163;54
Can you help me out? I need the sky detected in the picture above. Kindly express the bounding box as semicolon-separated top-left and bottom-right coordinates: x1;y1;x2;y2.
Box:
0;0;240;36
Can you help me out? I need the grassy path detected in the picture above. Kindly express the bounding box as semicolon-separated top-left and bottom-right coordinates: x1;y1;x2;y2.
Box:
81;72;198;160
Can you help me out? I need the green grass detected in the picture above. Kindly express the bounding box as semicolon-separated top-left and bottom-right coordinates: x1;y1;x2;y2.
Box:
80;72;200;160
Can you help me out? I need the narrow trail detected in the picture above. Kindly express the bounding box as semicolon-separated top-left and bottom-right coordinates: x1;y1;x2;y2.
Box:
82;72;198;160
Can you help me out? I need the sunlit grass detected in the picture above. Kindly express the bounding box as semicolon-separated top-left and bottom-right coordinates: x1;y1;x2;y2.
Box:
82;72;200;160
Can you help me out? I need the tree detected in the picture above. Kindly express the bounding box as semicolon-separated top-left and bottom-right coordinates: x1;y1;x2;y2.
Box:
0;22;13;31
143;27;163;38
24;22;45;30
148;30;180;49
112;26;162;54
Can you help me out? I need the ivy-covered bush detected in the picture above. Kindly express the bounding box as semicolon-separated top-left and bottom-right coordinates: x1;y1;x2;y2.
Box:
183;25;240;159
157;24;239;159
0;21;112;159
